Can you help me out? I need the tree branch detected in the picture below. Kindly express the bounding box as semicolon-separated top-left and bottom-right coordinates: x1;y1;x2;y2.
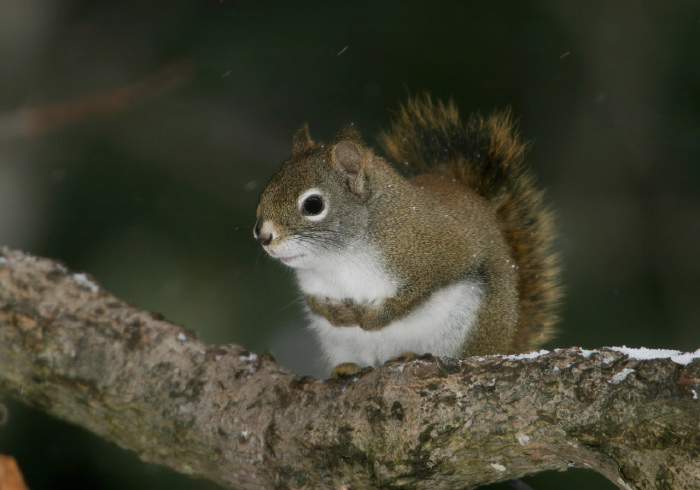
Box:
0;59;195;140
0;248;698;489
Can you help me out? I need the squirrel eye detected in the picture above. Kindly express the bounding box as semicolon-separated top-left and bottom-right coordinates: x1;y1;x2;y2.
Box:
301;195;325;216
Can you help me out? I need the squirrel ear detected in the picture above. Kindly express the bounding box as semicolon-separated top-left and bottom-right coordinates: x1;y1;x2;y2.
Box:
331;140;365;195
292;124;314;154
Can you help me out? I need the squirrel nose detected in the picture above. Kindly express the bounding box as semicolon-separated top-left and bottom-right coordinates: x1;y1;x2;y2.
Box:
254;220;274;246
256;232;273;246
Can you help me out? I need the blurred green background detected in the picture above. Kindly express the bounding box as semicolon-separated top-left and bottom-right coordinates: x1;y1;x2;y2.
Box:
1;0;698;489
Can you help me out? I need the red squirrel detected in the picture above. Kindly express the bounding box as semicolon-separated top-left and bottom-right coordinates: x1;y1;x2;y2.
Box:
255;96;561;377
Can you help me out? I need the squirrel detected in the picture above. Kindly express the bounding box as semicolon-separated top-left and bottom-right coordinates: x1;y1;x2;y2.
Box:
254;95;561;377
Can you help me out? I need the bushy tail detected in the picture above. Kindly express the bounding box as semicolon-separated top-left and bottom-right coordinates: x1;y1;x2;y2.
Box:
380;95;561;352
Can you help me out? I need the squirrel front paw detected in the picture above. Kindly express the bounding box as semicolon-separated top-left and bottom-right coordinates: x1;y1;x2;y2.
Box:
326;300;362;326
306;295;360;327
356;306;393;331
306;294;394;330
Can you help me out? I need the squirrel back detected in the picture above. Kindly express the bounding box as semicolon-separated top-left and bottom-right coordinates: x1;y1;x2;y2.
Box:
380;95;561;352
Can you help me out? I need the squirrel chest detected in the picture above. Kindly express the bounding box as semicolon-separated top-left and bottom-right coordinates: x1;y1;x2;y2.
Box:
255;96;560;374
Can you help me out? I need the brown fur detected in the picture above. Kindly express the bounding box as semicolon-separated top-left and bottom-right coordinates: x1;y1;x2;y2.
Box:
380;95;561;353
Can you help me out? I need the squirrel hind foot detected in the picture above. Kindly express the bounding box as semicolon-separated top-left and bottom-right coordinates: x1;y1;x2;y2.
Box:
387;351;422;363
331;362;372;379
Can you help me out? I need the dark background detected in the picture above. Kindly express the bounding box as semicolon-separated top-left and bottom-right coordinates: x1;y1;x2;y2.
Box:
1;1;698;489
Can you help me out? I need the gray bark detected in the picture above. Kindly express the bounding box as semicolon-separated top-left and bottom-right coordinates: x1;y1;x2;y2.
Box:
1;248;698;489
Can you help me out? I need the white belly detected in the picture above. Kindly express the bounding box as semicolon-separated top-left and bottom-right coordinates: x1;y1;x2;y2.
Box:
307;279;483;368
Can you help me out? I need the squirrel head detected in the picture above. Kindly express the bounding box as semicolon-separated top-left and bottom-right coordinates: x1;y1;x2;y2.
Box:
254;124;378;269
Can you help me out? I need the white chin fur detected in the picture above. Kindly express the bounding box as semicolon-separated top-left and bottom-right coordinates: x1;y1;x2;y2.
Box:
267;239;314;269
295;241;397;302
307;279;483;368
